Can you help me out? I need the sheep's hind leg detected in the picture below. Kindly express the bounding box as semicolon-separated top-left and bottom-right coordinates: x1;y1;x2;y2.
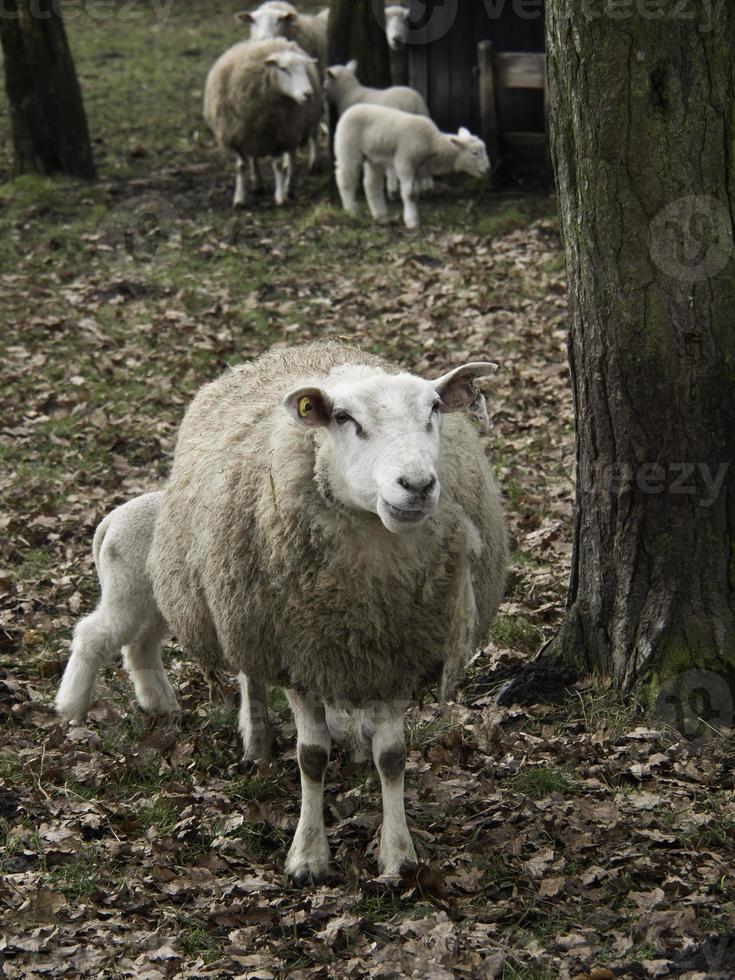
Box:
55;608;123;721
335;155;361;217
370;700;417;877
237;673;274;762
233;154;248;208
285;689;331;883
363;161;389;223
123;620;180;716
395;162;420;229
271;154;290;206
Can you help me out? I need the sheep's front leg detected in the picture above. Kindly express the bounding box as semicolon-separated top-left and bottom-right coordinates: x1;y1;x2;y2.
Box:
248;156;262;196
335;156;360;216
371;700;417;876
237;673;274;762
363;161;389;223
285;689;331;883
395;161;420;229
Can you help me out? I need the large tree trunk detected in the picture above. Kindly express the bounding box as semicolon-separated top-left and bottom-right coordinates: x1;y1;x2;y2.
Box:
0;0;95;178
327;0;391;86
545;4;735;714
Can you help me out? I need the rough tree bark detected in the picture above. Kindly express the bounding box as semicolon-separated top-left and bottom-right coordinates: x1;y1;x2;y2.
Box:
0;0;95;178
327;0;391;87
545;3;735;714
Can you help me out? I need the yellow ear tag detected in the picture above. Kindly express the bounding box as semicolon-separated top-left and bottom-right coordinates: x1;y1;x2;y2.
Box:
298;396;312;418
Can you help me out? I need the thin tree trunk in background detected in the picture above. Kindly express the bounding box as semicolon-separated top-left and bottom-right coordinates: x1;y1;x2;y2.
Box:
545;2;735;722
0;0;95;178
327;0;391;86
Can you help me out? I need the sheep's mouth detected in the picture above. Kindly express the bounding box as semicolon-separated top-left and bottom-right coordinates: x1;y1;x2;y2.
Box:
382;501;429;524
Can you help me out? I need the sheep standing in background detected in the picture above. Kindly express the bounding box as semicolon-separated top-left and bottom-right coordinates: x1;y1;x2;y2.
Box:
237;2;329;169
54;493;180;722
148;342;507;882
335;104;490;228
324;59;428;118
384;5;409;84
204;38;322;207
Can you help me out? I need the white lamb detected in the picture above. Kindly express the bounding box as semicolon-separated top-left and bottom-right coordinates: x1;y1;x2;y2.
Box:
54;493;180;722
324;59;428;118
203;38;322;207
335;104;490;229
385;4;409;51
147;342;508;882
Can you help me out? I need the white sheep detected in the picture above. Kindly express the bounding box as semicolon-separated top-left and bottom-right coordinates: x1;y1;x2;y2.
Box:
324;59;428;118
203;38;322;207
334;104;490;228
385;5;409;51
148;342;508;882
237;2;329;169
54;493;180;722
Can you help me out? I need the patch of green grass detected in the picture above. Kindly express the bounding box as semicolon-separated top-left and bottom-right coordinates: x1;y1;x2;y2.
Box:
137;799;180;835
489;615;544;654
406;717;458;752
267;688;289;713
509;765;575;799
45;854;110;898
561;679;645;740
475;205;530;239
181;924;224;964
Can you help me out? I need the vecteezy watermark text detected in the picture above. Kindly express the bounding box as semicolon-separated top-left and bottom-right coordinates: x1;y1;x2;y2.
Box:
578;461;729;509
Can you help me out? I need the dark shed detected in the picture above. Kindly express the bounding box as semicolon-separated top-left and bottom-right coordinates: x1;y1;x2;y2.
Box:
407;0;547;173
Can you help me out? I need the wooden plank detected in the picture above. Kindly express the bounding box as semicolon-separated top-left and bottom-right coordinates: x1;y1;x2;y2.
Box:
495;52;546;90
477;40;500;163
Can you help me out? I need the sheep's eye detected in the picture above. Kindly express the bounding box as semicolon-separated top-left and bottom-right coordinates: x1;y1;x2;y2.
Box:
333;411;353;426
430;403;440;419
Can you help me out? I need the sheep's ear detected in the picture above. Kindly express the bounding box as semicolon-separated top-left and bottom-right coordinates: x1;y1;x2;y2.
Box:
433;363;498;413
346;59;358;72
283;387;333;428
458;126;471;138
236;10;253;23
280;9;296;21
326;67;336;79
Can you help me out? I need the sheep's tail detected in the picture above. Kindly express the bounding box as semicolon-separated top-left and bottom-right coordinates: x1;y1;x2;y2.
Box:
91;510;114;580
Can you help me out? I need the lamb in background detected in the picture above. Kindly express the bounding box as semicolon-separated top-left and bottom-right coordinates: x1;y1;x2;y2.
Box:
203;38;322;207
147;342;507;882
324;59;428;119
54;492;179;722
335;104;490;228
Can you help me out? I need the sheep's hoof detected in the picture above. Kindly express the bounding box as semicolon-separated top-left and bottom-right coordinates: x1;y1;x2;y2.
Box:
287;865;334;887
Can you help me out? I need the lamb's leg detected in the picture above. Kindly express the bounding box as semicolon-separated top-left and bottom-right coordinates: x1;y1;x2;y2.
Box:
335;153;361;217
386;167;399;199
55;609;124;720
233;153;248;208
237;673;274;762
271;155;289;206
307;133;318;172
283;151;295;199
396;165;420;230
370;700;417;877
123;621;180;716
363;161;389;223
285;689;331;883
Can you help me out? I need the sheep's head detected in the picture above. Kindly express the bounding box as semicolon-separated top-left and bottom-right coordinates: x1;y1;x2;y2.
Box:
237;2;297;40
450;128;490;178
324;60;359;101
284;363;497;533
263;48;318;104
384;5;409;50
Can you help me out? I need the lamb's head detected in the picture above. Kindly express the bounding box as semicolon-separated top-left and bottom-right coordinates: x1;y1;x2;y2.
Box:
284;362;497;533
384;5;409;50
450;128;490;178
325;60;359;101
264;47;318;104
237;2;297;40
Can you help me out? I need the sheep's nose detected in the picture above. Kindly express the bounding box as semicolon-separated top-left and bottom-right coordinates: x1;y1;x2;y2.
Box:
398;475;436;498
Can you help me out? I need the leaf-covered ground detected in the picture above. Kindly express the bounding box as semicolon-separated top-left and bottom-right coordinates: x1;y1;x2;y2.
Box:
1;3;733;978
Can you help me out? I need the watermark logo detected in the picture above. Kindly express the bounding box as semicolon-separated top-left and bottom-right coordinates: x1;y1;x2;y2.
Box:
655;668;733;742
649;195;733;283
94;194;182;273
372;0;458;46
